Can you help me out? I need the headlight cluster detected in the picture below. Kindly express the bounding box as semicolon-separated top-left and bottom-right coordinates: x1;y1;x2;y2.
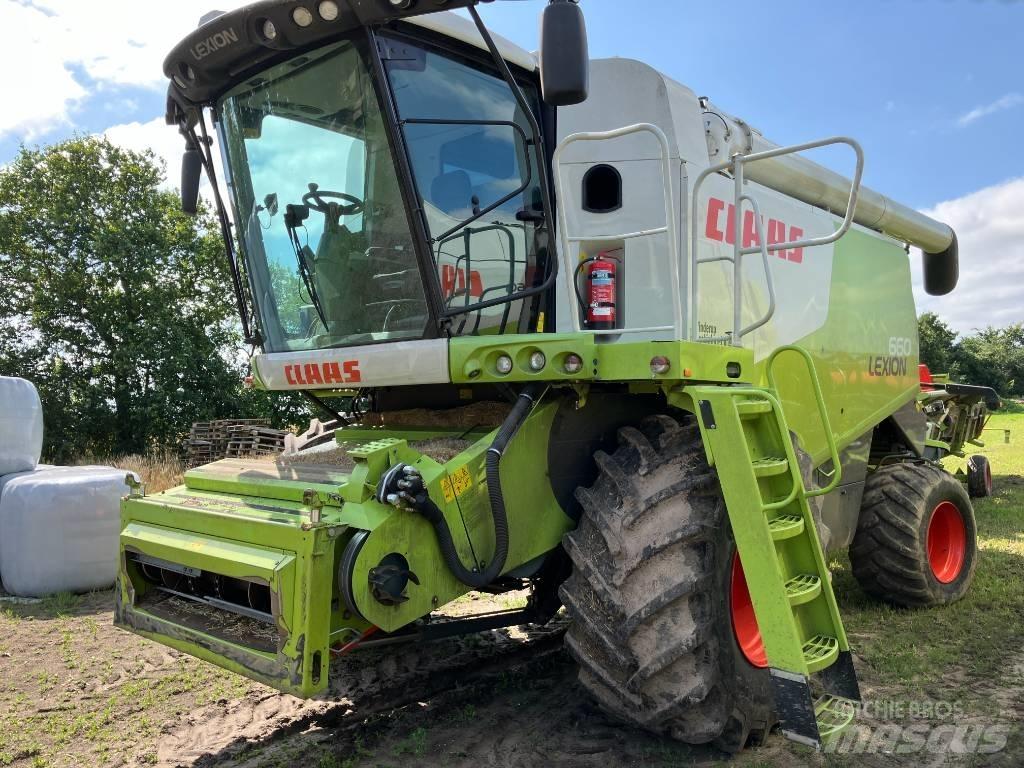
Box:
262;2;342;41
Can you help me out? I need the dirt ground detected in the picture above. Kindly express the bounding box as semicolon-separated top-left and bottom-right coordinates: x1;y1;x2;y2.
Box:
0;585;1020;768
1;410;1022;767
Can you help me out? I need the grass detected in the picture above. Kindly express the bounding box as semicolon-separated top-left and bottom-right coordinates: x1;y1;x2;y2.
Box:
73;450;185;494
829;407;1024;689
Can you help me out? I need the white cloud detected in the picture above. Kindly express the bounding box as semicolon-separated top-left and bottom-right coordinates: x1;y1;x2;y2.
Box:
103;118;182;181
0;0;247;140
957;92;1023;127
102;116;224;202
912;177;1024;334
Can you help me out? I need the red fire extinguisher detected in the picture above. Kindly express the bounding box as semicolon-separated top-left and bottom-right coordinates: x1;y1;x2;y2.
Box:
586;253;618;331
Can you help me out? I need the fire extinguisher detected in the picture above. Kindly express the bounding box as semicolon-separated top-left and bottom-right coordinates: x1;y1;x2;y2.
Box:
585;253;618;331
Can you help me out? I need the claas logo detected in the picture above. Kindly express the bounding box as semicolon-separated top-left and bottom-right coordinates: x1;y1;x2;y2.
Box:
284;361;361;386
441;265;484;299
705;197;806;264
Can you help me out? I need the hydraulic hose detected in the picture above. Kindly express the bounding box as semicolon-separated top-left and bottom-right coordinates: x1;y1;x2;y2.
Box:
379;383;546;589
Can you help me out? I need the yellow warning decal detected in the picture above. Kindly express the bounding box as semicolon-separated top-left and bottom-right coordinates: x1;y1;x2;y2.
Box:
451;467;473;497
440;477;456;503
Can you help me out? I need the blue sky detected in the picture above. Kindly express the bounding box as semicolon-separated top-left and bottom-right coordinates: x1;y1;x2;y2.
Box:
2;0;1022;331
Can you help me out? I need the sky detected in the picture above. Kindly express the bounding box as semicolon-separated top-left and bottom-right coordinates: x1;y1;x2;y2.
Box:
1;0;1021;334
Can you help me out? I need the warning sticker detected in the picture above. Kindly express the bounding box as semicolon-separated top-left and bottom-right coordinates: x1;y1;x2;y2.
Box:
440;477;456;503
451;467;473;497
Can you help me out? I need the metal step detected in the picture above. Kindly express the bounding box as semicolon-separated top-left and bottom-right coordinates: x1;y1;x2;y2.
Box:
785;573;822;606
815;695;858;742
736;399;774;418
751;456;790;478
803;634;840;673
768;514;805;540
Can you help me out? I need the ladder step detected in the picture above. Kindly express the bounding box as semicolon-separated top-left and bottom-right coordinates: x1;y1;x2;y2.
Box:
803;635;840;673
751;457;789;478
768;514;805;540
785;574;822;606
815;695;858;743
736;399;773;418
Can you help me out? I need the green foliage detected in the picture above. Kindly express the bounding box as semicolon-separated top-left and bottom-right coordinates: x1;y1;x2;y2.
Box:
917;312;959;377
0;136;311;460
918;313;1024;398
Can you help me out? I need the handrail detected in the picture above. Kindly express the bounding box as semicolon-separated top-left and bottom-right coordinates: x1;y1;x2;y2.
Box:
736;194;776;338
767;345;843;498
690;137;865;345
552;123;682;336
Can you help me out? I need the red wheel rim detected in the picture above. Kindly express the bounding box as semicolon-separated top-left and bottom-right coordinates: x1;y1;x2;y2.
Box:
985;463;993;495
730;553;768;668
926;501;967;583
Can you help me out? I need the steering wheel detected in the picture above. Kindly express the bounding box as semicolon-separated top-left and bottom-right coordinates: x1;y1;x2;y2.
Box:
303;182;364;217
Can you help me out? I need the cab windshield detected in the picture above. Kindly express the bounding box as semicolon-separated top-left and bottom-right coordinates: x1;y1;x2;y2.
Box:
219;39;427;352
218;34;546;352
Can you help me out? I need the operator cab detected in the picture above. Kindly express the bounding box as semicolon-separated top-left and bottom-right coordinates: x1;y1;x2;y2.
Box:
168;1;588;354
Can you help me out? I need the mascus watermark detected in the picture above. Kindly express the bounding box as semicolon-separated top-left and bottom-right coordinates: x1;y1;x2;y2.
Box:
825;699;1010;755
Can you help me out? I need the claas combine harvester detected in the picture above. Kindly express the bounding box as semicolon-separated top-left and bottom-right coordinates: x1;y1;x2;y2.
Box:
115;0;998;750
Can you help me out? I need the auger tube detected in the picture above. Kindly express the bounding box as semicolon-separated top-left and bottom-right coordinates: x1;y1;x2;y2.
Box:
703;104;959;294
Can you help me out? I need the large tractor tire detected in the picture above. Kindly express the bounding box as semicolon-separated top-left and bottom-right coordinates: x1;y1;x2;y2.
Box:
851;462;978;607
559;414;774;753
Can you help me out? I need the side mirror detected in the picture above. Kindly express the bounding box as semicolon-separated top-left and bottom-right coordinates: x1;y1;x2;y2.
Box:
539;0;589;106
181;148;203;215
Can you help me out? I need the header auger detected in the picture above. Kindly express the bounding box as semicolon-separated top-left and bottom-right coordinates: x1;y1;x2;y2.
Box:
116;0;990;752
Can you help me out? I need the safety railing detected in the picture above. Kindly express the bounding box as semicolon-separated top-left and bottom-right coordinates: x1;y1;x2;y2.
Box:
766;345;843;499
552;123;683;336
690;137;865;346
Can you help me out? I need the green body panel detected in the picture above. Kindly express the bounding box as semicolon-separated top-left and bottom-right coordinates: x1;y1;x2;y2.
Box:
115;403;574;692
450;334;754;385
115;490;341;697
350;401;574;630
762;229;920;465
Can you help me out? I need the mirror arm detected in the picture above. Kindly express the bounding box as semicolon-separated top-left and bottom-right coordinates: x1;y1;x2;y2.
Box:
182;114;260;347
467;5;558;283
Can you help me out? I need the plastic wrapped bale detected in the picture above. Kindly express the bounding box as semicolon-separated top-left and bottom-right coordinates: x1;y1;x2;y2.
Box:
0;377;44;475
0;467;137;597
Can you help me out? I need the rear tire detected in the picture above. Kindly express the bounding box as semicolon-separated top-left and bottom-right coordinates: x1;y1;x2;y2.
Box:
851;462;977;607
967;455;993;498
559;414;774;752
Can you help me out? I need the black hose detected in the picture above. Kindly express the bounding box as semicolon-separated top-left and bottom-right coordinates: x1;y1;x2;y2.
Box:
410;383;545;589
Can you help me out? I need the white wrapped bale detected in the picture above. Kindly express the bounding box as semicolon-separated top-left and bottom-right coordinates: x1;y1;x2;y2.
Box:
0;467;136;597
0;377;44;475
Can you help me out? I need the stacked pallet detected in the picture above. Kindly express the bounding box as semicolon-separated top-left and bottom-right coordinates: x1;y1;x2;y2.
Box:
184;419;274;466
225;425;289;458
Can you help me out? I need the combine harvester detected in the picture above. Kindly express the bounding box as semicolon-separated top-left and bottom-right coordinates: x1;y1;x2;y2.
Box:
116;0;991;750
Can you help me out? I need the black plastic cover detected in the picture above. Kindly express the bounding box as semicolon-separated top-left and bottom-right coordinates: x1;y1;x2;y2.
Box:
539;1;589;106
923;230;959;296
181;149;203;215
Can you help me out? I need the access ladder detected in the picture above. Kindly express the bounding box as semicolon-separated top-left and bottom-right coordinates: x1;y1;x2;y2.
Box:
690;346;860;748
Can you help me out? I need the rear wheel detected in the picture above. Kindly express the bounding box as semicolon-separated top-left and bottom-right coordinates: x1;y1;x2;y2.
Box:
967;455;993;498
559;414;774;752
851;462;977;607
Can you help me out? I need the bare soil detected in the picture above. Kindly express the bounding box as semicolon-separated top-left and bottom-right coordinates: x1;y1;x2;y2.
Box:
0;586;1021;768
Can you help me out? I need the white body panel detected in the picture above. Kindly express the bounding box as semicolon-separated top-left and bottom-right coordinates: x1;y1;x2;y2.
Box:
253;339;450;390
407;12;537;72
553;59;915;356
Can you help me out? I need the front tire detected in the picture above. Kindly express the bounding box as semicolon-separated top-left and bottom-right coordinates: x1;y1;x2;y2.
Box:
559;414;774;752
851;462;977;607
967;455;993;498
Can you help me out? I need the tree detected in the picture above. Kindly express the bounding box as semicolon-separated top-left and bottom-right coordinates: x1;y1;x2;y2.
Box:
918;312;959;375
0;137;309;461
956;325;1024;399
